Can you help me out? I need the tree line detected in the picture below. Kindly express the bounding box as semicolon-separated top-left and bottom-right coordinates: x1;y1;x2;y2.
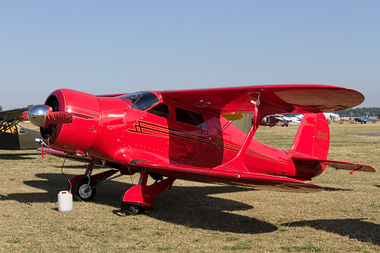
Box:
336;107;380;117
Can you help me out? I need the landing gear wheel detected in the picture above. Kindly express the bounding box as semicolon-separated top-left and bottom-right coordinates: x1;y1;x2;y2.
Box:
72;178;96;201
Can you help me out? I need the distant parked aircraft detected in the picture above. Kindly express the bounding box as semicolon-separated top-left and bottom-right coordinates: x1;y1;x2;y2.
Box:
273;114;302;127
323;113;340;122
0;107;40;149
354;115;379;124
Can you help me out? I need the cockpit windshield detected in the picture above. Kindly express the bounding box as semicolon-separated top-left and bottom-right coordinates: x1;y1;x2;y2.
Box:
118;92;159;111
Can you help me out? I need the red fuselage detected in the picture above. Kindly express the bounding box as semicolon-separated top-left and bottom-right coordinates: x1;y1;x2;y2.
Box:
41;89;322;182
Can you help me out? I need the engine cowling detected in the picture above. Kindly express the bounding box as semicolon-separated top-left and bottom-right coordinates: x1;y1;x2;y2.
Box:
40;89;101;154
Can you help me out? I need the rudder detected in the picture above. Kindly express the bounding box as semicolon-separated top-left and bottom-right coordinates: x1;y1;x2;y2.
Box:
290;113;330;160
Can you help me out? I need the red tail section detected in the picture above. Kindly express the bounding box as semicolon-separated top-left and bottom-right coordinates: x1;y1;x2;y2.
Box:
289;113;375;178
288;113;330;180
290;113;330;160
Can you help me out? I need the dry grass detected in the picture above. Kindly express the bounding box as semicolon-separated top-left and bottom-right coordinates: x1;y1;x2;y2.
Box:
1;122;380;252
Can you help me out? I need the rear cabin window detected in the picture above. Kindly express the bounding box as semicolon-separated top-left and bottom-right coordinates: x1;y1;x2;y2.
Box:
147;103;169;119
175;107;207;129
118;92;159;111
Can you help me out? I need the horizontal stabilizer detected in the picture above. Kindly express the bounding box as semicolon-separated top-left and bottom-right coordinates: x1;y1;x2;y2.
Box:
321;160;375;172
292;156;375;173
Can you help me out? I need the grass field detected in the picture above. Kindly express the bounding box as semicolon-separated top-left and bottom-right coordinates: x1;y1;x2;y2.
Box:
1;122;380;252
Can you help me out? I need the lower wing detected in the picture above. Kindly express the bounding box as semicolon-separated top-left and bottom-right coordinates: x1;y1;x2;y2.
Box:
41;148;323;192
130;160;323;193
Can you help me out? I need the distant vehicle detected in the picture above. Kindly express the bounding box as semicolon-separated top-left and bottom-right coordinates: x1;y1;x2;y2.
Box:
0;107;40;149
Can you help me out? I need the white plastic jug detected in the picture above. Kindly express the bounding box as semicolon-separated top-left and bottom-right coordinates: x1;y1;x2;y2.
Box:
58;191;73;212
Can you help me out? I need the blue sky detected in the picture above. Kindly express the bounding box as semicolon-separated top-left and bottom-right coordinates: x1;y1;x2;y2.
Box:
1;1;379;110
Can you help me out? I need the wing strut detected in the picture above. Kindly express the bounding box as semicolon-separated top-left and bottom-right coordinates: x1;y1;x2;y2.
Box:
213;94;266;172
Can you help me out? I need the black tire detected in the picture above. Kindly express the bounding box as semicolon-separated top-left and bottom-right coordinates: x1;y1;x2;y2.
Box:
72;178;96;201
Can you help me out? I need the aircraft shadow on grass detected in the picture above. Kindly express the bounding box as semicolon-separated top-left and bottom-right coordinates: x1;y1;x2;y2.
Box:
152;186;278;234
1;172;278;234
282;218;380;246
52;164;94;170
322;187;352;192
0;152;36;160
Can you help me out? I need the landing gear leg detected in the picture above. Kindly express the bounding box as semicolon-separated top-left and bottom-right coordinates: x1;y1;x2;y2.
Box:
71;162;95;201
120;170;175;215
70;162;119;201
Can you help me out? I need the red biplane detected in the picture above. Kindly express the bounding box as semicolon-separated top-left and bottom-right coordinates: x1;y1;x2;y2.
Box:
23;84;375;214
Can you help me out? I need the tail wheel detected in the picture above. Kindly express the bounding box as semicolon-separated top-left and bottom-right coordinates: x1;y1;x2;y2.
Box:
72;178;96;201
120;192;147;215
121;203;145;215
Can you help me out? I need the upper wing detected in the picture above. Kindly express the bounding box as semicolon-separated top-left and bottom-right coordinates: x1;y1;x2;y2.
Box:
161;84;364;115
130;160;323;193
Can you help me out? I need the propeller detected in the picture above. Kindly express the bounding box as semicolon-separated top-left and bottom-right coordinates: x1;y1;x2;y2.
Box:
23;105;73;128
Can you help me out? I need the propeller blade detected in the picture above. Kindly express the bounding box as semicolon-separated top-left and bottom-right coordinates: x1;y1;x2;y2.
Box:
45;111;73;126
27;105;73;127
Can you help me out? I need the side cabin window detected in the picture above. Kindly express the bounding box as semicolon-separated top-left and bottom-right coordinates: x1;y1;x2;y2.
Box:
175;107;207;129
118;92;159;111
147;103;169;119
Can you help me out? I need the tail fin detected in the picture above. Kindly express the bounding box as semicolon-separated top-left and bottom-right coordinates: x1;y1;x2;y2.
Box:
290;113;330;160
